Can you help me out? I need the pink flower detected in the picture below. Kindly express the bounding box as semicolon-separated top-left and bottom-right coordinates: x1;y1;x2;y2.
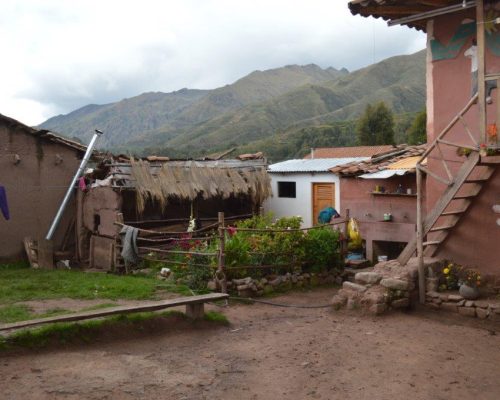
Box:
227;226;237;236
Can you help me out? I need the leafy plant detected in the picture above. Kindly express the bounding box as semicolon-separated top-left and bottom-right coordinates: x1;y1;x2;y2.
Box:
303;227;341;272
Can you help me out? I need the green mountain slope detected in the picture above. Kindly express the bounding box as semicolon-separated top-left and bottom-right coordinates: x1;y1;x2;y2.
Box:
40;64;346;148
134;50;425;153
39;50;425;154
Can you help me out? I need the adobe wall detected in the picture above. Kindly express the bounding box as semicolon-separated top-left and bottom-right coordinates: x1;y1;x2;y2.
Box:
340;176;421;262
426;10;500;274
0;123;82;260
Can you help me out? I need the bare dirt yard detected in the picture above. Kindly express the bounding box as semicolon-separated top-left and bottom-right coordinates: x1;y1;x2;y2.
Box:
1;288;499;400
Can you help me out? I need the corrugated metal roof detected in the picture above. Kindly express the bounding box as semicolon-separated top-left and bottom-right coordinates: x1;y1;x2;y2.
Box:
268;157;368;173
359;169;409;179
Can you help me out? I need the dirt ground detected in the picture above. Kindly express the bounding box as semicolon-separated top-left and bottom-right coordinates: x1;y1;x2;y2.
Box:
1;288;499;400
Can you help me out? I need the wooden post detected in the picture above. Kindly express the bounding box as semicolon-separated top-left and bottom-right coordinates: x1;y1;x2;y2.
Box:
416;168;425;304
38;238;54;269
217;212;227;293
476;0;486;143
343;209;350;259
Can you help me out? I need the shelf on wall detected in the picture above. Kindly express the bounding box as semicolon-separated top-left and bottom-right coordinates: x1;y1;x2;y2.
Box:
370;191;417;198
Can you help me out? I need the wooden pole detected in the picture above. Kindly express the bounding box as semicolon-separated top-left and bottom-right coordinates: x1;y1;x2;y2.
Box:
416;168;425;304
217;212;227;293
476;0;486;143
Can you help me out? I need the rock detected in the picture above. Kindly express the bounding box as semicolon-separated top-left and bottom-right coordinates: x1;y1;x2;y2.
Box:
432;298;443;305
233;277;252;285
331;295;347;310
488;312;500;322
269;277;281;287
237;284;250;291
380;278;413;291
207;280;217;291
458;307;476;317
391;298;410;308
346;297;359;310
465;300;474;307
439;293;449;301
476;308;489;319
342;281;367;293
361;289;385;306
474;300;490;309
448;294;463;302
355;272;382;285
238;289;254;298
427;291;440;298
335;276;343;285
456;300;465;307
256;290;264;297
260;278;268;285
369;303;387;315
441;302;458;313
263;285;274;295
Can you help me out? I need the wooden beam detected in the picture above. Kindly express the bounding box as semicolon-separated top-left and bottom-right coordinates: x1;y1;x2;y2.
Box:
0;293;229;332
363;5;435;16
477;0;487;143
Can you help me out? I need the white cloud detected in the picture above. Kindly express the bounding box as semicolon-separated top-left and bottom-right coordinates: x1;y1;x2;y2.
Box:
0;0;425;125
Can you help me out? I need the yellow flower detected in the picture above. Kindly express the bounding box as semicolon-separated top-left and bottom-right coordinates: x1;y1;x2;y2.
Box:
443;268;450;275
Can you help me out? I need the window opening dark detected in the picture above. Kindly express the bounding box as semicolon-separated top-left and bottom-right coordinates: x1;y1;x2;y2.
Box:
278;182;296;198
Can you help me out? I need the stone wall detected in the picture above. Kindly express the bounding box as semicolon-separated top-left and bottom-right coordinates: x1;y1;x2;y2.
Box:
208;270;343;297
425;291;500;322
331;258;443;315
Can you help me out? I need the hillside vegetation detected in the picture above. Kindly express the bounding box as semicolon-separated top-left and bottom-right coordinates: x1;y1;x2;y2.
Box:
40;50;426;157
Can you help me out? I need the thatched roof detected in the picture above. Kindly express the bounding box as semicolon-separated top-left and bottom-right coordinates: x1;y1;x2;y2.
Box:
100;159;271;213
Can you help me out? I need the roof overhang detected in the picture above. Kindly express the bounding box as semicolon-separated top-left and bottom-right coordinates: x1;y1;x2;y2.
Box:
348;1;476;32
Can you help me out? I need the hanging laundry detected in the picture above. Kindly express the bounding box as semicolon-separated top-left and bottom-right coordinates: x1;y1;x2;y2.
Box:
0;186;10;220
78;177;87;191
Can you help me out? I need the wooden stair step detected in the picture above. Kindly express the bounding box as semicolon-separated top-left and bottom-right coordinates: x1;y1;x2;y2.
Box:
453;193;479;199
423;240;442;246
441;209;467;216
429;224;455;232
493;204;500;214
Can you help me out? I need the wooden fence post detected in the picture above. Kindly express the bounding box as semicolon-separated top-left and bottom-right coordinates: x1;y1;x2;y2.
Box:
217;212;227;293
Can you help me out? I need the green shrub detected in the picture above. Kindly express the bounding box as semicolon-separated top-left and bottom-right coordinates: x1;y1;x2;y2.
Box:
304;227;341;272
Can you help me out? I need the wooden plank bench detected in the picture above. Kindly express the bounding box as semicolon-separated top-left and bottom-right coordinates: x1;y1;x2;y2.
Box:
0;293;229;332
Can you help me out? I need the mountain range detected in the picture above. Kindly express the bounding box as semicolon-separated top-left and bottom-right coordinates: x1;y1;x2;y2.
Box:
40;50;426;157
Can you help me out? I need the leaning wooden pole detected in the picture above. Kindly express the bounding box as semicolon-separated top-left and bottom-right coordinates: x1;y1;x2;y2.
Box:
217;212;227;293
416;167;425;304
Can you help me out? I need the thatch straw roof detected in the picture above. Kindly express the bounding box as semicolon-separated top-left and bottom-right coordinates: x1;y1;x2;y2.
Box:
121;159;271;213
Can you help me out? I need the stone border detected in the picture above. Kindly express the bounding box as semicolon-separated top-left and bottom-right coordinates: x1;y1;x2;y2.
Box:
425;291;500;321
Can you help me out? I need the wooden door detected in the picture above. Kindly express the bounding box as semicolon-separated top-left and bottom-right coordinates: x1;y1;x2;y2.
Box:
312;183;335;225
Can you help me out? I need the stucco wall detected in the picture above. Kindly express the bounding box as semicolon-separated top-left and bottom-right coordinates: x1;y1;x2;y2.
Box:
340;175;420;262
0;123;82;260
426;11;500;274
264;172;340;227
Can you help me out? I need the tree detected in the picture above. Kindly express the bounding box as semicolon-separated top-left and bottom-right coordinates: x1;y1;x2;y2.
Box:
406;109;427;145
356;102;395;145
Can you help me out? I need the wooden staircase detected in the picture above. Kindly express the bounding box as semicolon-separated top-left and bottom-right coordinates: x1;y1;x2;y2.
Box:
398;93;498;265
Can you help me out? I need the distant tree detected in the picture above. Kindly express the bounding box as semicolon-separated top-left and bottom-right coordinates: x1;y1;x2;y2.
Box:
356;102;395;145
406;109;427;145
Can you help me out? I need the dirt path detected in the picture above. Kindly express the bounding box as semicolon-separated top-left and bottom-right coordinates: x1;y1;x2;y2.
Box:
1;288;499;400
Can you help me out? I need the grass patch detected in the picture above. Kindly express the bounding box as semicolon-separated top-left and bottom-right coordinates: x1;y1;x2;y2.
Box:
204;311;229;325
0;265;191;303
0;304;71;323
0;309;226;352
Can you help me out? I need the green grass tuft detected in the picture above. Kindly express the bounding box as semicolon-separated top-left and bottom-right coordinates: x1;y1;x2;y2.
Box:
203;310;229;325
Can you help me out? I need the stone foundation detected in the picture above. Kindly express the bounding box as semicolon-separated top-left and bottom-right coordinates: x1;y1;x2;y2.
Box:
208;270;342;297
425;291;500;321
331;257;443;315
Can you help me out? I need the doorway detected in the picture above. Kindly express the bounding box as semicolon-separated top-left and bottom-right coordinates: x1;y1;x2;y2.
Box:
312;183;335;225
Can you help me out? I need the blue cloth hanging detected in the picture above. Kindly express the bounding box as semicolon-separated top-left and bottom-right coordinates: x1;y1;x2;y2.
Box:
0;186;10;220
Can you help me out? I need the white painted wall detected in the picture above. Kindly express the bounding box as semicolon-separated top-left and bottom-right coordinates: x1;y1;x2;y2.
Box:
264;172;341;227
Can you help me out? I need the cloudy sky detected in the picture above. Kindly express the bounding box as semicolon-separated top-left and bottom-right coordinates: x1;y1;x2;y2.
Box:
1;0;425;126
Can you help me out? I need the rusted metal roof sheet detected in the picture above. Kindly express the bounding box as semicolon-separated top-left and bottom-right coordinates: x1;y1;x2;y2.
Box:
329;144;427;176
303;145;395;159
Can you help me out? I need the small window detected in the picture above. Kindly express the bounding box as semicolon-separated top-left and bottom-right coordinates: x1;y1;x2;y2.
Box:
278;182;296;198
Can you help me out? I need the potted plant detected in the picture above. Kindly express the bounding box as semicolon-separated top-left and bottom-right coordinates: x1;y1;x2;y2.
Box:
458;268;481;300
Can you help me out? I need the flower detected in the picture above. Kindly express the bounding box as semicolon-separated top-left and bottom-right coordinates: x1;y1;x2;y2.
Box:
443;267;450;275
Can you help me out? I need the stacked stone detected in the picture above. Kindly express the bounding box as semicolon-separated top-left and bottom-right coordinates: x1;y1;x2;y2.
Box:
207;270;342;297
425;291;500;321
330;258;441;315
